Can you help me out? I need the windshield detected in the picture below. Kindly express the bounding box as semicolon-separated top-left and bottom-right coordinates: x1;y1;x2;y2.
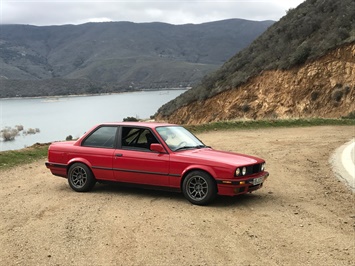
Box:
156;126;206;151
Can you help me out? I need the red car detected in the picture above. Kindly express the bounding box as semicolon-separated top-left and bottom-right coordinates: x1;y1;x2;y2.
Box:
45;122;269;205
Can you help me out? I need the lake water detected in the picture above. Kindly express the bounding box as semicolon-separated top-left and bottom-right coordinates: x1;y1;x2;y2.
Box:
0;89;185;151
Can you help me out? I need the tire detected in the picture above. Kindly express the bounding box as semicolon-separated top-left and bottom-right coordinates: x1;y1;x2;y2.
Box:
68;163;96;192
182;170;217;205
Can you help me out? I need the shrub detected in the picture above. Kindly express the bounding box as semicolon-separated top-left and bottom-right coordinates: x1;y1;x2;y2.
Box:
123;116;139;122
1;126;41;141
290;42;311;66
241;103;251;113
25;128;36;134
344;86;350;95
311;91;319;101
22;128;40;135
15;125;24;131
332;90;343;102
1;127;19;141
342;111;355;119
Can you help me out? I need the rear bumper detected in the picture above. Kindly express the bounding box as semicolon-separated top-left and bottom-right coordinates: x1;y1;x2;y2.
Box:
216;172;269;196
45;162;67;178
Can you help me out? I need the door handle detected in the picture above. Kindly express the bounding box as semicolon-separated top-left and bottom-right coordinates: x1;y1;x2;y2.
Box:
115;153;123;157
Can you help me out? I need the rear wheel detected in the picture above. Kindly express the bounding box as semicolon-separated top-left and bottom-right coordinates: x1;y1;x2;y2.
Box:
182;170;216;205
68;163;96;192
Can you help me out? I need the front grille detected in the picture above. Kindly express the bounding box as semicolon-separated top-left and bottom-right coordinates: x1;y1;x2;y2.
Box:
246;164;262;175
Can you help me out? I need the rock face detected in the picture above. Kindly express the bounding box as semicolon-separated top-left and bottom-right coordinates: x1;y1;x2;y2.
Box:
157;43;355;124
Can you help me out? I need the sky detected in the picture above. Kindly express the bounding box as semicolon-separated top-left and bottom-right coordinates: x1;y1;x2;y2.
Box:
1;0;305;26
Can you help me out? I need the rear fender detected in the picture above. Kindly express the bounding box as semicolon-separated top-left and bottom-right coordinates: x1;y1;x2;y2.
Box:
67;158;93;172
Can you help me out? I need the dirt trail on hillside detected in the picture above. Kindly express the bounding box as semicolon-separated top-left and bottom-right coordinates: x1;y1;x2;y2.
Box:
0;126;354;266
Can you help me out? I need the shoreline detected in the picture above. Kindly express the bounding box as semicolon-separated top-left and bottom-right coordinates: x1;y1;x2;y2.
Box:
0;87;189;101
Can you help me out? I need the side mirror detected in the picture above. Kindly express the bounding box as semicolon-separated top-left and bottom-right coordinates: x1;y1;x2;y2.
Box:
150;143;166;153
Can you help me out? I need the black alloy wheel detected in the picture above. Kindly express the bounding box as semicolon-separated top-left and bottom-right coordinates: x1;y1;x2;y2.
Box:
68;163;96;192
182;170;217;205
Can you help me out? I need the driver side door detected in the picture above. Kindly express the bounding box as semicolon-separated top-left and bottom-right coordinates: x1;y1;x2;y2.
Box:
113;126;170;186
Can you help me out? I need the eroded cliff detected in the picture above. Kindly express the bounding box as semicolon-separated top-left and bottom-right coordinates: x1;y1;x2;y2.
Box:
157;43;355;124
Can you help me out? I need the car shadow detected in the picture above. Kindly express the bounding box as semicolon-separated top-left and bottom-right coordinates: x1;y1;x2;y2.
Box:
92;182;187;203
211;193;271;208
89;182;271;207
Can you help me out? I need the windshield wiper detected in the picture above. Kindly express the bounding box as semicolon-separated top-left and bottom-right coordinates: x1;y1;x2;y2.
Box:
174;145;207;152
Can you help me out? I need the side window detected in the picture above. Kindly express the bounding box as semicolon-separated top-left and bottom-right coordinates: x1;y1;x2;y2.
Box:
121;127;158;151
82;126;117;148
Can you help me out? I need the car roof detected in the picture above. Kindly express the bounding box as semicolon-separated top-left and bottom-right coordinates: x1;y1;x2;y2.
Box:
99;121;177;128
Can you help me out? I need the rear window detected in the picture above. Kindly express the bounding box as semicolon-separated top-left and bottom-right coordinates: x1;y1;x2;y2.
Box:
82;126;117;148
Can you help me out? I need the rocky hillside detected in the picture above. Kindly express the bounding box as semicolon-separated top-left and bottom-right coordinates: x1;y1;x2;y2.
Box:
156;0;355;123
0;19;273;98
156;43;354;124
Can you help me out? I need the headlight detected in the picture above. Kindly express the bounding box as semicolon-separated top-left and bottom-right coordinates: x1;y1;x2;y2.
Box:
242;167;247;175
261;163;266;171
235;168;241;176
235;167;247;176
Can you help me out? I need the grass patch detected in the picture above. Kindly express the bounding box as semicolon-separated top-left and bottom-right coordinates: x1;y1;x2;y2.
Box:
186;118;355;133
0;143;49;170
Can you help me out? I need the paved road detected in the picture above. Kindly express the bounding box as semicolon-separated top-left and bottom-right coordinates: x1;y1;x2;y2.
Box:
331;139;355;192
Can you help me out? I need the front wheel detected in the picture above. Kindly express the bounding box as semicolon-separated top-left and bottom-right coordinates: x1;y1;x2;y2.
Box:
182;170;217;205
68;163;96;192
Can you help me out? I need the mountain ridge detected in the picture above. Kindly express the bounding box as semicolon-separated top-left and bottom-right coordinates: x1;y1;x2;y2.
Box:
0;19;273;97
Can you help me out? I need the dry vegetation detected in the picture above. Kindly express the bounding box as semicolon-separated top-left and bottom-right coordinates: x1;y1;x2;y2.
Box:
1;125;40;141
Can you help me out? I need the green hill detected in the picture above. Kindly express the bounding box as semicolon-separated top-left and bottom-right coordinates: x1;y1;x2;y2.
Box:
157;0;355;118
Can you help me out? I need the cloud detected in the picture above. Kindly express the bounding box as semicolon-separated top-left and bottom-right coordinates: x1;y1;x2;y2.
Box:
1;0;305;26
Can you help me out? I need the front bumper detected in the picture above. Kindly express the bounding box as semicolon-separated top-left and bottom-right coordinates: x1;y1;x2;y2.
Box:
216;171;269;196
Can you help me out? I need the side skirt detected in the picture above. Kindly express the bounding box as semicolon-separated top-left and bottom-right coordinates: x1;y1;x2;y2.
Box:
97;180;181;193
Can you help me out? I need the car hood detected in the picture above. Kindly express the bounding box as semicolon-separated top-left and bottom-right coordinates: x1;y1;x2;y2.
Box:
174;148;263;167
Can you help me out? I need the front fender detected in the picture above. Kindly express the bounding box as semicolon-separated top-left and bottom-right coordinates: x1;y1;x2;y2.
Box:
181;164;218;180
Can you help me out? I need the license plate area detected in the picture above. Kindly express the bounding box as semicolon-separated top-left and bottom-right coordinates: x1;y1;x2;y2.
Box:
252;177;263;185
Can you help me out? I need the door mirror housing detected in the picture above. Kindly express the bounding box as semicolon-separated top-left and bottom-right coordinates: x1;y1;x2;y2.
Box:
150;143;166;153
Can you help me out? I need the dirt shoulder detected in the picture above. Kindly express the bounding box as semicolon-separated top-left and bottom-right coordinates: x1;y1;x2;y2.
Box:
0;126;354;265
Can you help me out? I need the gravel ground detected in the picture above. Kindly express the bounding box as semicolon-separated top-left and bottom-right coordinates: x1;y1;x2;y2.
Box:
0;126;354;266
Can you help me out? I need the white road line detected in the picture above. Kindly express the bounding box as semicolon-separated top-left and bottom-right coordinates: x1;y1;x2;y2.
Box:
341;139;355;179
